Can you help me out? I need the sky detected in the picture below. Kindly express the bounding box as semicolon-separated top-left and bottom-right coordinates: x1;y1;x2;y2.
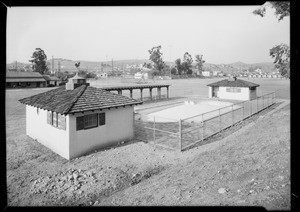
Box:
6;6;290;64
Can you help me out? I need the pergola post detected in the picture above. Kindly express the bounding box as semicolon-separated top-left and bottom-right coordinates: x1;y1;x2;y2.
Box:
149;88;153;101
140;88;143;101
157;87;161;99
166;86;169;99
129;89;133;98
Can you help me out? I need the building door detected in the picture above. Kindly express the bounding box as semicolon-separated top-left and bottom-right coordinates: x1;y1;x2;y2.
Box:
213;87;219;97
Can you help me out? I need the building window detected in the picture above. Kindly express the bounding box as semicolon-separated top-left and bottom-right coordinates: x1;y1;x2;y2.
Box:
27;82;31;86
76;113;99;131
53;112;58;127
84;114;98;129
226;87;241;93
99;113;105;126
47;111;66;130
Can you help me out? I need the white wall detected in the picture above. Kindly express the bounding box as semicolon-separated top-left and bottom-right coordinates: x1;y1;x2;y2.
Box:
218;87;250;101
26;105;70;159
208;87;213;98
69;106;134;159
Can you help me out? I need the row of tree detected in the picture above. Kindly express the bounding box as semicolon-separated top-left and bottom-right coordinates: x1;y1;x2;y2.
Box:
146;45;206;76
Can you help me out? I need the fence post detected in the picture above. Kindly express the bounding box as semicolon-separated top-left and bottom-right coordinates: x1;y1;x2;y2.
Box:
242;101;244;120
232;105;234;126
179;119;182;151
249;99;252;116
219;108;221;132
153;116;156;149
201;114;204;142
257;97;259;113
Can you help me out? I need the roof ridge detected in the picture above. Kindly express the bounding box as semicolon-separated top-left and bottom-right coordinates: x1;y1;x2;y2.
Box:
63;85;88;114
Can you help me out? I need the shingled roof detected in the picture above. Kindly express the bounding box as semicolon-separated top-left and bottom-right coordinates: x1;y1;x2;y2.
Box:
6;71;46;82
19;85;143;115
6;71;45;78
43;75;60;81
207;78;259;88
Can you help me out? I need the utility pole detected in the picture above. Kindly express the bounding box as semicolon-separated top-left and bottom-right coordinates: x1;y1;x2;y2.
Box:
168;45;172;81
52;56;54;74
58;60;61;74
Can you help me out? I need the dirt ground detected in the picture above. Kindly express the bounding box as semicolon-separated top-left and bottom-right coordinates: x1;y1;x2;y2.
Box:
96;102;290;209
5;79;290;208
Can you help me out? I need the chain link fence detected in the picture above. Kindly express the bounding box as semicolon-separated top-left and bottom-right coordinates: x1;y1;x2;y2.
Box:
134;92;276;151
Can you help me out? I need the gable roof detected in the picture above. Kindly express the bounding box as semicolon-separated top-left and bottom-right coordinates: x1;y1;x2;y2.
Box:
206;78;259;88
19;85;143;115
43;75;60;81
6;71;44;78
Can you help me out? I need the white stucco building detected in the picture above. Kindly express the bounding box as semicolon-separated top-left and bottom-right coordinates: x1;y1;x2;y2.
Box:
202;71;212;77
97;73;107;78
19;74;143;160
207;77;259;101
134;72;148;79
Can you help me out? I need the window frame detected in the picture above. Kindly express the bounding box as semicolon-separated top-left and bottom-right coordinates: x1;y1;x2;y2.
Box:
99;113;106;126
47;111;66;130
76;113;99;131
226;87;241;93
83;114;98;130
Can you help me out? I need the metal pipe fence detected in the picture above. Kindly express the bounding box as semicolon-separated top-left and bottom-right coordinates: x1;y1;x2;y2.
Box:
134;92;275;151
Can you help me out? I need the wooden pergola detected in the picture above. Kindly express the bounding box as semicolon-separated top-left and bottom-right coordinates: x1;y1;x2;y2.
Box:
102;84;170;101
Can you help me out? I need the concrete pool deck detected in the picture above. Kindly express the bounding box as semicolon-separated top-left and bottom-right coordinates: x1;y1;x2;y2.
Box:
142;100;242;123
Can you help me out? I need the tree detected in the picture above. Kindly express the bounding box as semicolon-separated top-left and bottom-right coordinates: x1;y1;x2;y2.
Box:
253;2;290;78
75;62;80;70
253;1;290;21
195;54;205;74
143;62;152;69
175;58;183;75
29;48;48;74
270;44;290;78
148;45;165;74
171;67;177;75
182;52;193;75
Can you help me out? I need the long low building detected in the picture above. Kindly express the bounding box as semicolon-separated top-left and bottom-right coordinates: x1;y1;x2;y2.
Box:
6;71;46;88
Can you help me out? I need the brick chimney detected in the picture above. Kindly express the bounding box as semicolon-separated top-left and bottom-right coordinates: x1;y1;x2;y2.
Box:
66;73;90;90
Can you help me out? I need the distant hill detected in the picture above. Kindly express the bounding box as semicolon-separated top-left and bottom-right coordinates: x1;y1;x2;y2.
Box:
6;58;276;74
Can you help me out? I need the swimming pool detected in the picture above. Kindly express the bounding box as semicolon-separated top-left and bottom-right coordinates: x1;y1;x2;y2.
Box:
142;100;242;123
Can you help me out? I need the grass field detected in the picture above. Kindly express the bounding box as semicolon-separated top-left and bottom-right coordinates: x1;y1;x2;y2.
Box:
5;77;290;207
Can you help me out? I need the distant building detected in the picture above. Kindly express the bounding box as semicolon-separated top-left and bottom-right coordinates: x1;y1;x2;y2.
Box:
254;68;262;74
212;71;220;76
43;75;60;86
134;72;148;79
6;71;46;88
202;71;212;77
207;77;259;101
97;73;108;78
